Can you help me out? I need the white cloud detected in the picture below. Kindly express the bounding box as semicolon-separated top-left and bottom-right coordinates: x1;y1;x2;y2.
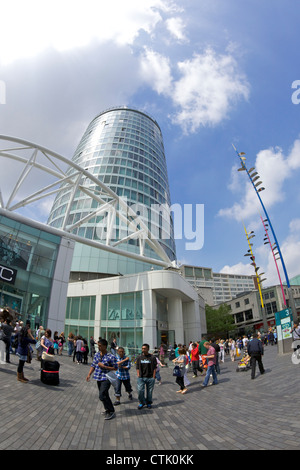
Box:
219;218;300;291
139;48;173;94
227;163;244;193
220;262;254;276
169;49;249;133
166;17;188;42
218;139;300;222
1;1;250;136
139;47;250;133
0;0;171;65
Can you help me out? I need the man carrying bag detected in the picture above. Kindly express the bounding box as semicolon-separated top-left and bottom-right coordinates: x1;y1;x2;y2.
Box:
86;338;118;420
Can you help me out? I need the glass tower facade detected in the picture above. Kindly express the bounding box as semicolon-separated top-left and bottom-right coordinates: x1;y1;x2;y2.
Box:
0;212;62;328
48;107;176;277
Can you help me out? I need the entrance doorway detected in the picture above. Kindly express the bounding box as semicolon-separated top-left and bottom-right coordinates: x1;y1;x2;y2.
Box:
159;330;175;347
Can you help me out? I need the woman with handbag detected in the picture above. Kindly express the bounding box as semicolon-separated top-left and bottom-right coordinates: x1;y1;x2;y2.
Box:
172;347;188;394
16;325;36;382
40;329;54;360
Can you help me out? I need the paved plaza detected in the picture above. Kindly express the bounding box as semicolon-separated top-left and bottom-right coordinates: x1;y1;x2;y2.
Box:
0;344;299;451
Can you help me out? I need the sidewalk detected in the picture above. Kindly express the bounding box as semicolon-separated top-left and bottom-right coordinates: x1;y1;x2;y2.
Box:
0;344;299;451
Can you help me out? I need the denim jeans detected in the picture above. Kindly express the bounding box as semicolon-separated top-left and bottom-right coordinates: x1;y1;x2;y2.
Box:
97;380;114;413
115;378;132;397
203;364;218;386
67;341;73;356
76;351;82;363
137;377;155;405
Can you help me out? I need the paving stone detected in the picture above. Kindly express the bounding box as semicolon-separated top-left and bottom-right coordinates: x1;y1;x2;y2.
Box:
1;345;300;450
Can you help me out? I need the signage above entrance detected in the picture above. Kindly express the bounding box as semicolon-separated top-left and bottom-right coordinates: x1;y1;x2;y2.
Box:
0;264;17;285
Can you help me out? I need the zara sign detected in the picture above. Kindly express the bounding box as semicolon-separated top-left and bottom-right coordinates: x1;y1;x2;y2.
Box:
0;264;17;285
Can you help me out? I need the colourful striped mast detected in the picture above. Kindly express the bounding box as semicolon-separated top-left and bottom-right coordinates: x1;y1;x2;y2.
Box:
233;144;297;321
261;215;287;307
244;225;268;331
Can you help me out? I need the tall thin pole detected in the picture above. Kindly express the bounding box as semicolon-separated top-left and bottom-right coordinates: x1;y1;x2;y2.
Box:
232;144;297;322
260;215;287;307
244;225;268;331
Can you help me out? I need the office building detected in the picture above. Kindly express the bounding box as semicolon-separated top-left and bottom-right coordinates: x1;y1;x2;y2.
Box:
45;108;205;347
180;264;256;305
222;284;300;335
48;107;176;279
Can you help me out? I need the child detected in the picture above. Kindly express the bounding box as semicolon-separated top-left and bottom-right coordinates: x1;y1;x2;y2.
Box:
155;356;165;385
114;347;133;405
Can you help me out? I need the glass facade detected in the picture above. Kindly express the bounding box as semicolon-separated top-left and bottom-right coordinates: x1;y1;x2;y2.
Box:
100;291;143;355
0;213;61;328
64;295;96;340
48;107;176;276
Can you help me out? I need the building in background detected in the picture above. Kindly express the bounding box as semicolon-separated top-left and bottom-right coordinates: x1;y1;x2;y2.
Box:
219;284;300;335
287;274;300;286
66;269;204;355
45;107;205;348
48;107;176;280
180;264;256;305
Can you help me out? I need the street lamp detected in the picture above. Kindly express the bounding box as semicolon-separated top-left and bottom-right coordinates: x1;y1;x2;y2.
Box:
232;144;297;322
244;226;268;331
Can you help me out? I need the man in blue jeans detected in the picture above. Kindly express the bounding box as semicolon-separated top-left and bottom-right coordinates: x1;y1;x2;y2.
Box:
136;344;157;409
201;341;218;387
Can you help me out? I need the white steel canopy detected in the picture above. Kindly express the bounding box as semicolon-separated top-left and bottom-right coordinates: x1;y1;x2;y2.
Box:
0;135;175;268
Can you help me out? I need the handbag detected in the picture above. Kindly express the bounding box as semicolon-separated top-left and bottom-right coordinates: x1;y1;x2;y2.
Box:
106;370;118;388
26;347;32;364
172;365;181;377
41;351;56;362
35;340;41;350
81;346;86;352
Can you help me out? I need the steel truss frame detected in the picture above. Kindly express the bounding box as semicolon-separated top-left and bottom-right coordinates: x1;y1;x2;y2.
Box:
0;135;175;268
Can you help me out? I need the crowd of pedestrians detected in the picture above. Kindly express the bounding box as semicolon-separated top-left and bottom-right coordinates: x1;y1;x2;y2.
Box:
0;313;283;422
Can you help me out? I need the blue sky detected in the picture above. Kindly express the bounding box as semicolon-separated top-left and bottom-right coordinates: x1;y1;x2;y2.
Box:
1;0;300;286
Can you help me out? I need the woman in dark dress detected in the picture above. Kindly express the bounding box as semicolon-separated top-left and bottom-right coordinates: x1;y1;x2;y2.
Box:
16;325;36;383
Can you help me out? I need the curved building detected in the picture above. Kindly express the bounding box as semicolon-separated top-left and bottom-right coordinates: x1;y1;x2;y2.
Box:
48;107;176;279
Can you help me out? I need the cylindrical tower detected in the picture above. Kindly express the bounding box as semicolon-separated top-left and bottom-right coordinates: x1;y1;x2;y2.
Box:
48;107;176;279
